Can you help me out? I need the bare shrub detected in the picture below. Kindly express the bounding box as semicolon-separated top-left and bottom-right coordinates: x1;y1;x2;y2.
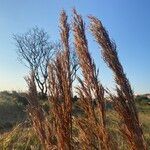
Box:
14;27;56;97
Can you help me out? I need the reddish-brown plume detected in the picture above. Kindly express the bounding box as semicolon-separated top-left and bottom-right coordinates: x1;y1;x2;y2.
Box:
72;9;115;150
89;16;147;150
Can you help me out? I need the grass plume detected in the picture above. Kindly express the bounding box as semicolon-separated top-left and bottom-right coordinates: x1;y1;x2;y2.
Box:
26;72;55;150
72;9;115;150
47;10;73;150
89;16;147;150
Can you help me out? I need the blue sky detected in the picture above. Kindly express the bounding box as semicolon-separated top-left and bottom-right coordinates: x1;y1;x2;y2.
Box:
0;0;150;94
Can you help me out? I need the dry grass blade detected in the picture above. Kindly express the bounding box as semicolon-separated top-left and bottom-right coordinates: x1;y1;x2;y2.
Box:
89;16;147;150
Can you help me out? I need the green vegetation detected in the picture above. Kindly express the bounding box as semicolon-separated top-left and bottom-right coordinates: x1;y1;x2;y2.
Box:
0;91;26;133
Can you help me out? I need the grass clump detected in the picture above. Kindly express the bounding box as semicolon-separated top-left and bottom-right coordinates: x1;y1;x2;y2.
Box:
0;9;149;150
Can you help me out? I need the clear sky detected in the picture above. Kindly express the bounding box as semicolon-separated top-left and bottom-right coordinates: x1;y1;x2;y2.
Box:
0;0;150;94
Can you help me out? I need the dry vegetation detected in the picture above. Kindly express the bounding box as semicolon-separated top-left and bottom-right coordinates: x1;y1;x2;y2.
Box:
0;9;149;150
89;16;147;150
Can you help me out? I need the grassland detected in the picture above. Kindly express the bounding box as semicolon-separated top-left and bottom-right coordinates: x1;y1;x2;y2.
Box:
0;92;149;149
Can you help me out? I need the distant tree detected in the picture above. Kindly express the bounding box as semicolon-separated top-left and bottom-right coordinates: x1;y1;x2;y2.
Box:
13;27;56;97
